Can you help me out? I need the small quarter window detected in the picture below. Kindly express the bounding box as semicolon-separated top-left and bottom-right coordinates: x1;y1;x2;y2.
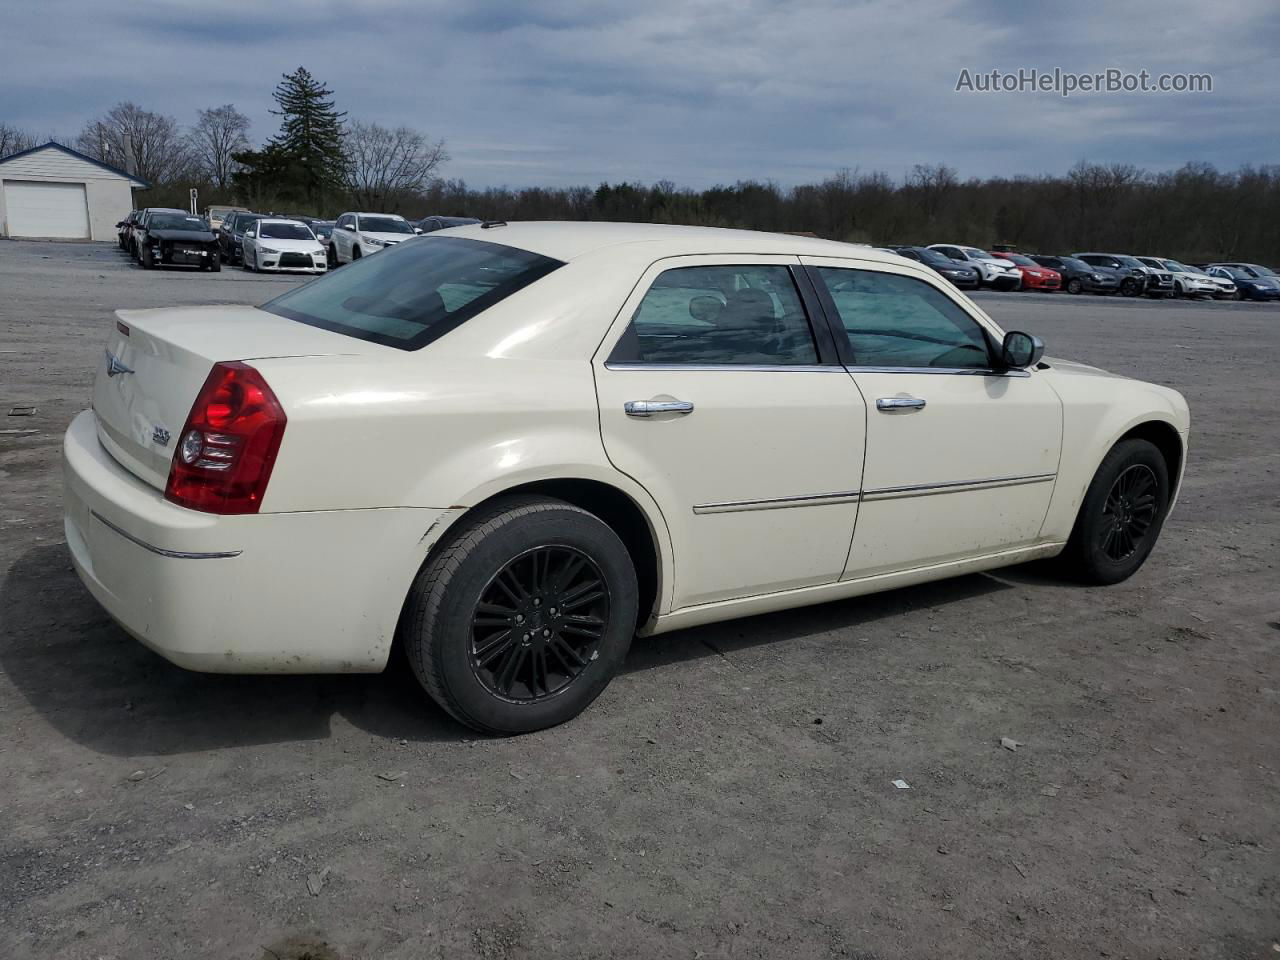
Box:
608;265;818;366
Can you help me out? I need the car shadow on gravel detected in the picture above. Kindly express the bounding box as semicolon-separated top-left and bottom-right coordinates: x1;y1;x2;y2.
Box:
3;541;1012;758
0;543;470;756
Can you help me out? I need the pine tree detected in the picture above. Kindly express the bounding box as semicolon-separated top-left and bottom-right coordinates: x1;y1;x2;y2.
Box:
268;67;348;208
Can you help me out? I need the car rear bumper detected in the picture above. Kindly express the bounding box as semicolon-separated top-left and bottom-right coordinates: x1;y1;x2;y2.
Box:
63;409;443;674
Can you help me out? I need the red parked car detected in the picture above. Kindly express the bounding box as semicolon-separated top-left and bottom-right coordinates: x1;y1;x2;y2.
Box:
993;252;1061;291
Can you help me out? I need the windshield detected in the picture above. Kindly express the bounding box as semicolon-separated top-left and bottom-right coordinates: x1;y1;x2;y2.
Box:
961;247;992;258
359;216;413;235
1004;254;1036;266
1219;268;1250;280
1242;263;1277;277
263;236;563;351
232;215;264;235
913;248;953;266
1164;260;1194;273
150;214;208;231
1062;257;1090;271
1114;255;1144;269
259;222;315;241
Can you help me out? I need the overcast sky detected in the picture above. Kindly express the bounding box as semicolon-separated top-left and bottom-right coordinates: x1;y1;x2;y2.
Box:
2;0;1276;188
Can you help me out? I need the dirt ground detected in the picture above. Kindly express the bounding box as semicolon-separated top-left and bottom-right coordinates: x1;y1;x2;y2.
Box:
1;239;1276;960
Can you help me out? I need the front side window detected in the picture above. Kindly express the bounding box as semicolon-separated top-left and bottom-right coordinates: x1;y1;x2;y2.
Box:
607;264;819;366
262;236;562;351
816;267;992;369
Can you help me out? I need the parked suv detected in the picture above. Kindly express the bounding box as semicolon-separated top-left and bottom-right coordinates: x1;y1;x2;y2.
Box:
1029;255;1121;295
1205;265;1280;301
329;212;418;265
927;244;1022;290
1141;258;1226;298
1072;253;1150;298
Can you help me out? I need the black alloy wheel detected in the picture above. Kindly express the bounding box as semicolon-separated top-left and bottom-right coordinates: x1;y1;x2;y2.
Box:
403;496;638;734
1098;464;1159;562
1061;438;1170;584
1066;278;1083;294
469;546;610;702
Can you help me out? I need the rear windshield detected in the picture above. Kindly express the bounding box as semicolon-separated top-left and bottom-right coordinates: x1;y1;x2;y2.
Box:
262;236;564;350
259;222;315;240
360;216;413;234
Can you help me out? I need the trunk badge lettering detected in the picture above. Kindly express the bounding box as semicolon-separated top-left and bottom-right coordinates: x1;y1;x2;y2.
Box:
152;426;171;447
105;350;134;378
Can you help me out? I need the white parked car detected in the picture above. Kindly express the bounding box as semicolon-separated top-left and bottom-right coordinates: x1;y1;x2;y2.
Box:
927;244;1022;290
1143;258;1225;298
241;219;328;274
328;212;418;265
63;223;1189;733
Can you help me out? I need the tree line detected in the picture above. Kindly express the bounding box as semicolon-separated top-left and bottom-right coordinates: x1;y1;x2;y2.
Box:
3;68;1277;263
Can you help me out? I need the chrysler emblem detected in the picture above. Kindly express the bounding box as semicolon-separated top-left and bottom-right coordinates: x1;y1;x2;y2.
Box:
152;426;171;447
105;350;134;378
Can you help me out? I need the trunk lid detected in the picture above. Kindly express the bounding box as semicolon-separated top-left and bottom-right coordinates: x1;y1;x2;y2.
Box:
92;305;378;490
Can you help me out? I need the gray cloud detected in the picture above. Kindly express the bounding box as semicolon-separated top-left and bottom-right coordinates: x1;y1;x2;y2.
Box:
1;0;1275;187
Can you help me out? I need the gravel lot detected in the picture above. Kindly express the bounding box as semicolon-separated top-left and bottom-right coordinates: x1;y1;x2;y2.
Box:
1;239;1277;960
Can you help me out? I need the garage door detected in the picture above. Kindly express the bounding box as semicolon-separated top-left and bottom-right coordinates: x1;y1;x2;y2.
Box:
4;180;90;239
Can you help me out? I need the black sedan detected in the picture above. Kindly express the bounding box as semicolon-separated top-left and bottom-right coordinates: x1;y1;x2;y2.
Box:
133;212;221;271
890;246;980;288
217;211;267;264
1030;255;1122;295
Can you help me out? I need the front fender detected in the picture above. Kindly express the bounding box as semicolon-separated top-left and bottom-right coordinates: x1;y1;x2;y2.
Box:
1039;365;1189;541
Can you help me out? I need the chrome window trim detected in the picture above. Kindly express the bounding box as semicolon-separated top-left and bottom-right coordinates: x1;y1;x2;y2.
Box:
861;473;1056;502
91;511;243;560
692;490;863;515
846;365;1032;378
604;362;845;373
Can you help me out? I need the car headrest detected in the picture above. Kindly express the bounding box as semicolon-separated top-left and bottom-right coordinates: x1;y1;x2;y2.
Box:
716;289;777;331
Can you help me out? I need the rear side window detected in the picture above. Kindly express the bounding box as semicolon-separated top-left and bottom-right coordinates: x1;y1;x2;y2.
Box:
815;267;991;369
262;236;563;350
608;265;819;366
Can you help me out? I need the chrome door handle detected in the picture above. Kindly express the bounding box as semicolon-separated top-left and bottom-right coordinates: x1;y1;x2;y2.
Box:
624;399;695;418
876;396;926;411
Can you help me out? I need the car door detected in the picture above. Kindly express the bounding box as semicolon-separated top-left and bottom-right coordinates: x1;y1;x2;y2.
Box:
593;256;867;610
801;257;1063;577
333;215;351;261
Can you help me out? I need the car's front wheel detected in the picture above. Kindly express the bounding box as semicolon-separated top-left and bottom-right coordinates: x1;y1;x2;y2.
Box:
1060;438;1170;585
403;496;638;734
1066;278;1083;295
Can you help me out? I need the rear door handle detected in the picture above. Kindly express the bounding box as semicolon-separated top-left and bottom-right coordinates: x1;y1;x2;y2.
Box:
876;396;926;412
624;399;695;418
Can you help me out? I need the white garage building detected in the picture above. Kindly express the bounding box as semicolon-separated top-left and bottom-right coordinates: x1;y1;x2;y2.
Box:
0;141;149;241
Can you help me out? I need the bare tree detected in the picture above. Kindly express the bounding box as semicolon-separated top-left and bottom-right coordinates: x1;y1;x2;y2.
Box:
0;122;39;158
188;105;251;188
344;121;447;210
75;102;192;184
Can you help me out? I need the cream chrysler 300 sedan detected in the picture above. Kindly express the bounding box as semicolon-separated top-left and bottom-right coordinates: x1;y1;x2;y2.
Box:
64;222;1189;733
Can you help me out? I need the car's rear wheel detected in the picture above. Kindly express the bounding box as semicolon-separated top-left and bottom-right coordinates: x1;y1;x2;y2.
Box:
1060;438;1170;585
352;246;362;261
403;496;638;734
326;245;337;268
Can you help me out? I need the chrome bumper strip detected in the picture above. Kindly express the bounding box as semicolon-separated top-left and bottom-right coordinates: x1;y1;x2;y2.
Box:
91;511;243;560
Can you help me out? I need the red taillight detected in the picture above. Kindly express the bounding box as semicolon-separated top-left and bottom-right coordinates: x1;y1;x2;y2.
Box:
164;362;287;514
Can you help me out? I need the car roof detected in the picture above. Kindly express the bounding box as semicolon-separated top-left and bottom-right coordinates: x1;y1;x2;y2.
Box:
352;212;407;218
435;221;896;264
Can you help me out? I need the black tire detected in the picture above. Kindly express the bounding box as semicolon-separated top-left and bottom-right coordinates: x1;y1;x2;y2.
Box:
141;246;154;269
210;259;221;273
1060;438;1171;585
1231;289;1243;301
352;246;362;260
403;496;638;734
326;244;337;268
1120;278;1138;297
1066;278;1083;295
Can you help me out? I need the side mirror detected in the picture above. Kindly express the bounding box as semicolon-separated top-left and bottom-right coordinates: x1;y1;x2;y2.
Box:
413;227;423;234
1001;331;1045;369
342;224;356;231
